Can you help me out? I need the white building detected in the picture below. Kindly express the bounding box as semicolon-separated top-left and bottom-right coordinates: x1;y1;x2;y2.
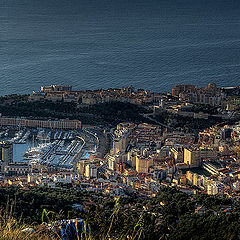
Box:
53;174;72;184
85;164;97;178
232;181;240;191
207;181;225;195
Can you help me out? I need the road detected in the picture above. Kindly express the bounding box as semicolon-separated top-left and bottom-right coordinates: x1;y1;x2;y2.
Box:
142;113;173;130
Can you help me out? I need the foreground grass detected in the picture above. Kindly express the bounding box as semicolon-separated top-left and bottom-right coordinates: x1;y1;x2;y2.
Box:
0;199;148;240
0;206;57;240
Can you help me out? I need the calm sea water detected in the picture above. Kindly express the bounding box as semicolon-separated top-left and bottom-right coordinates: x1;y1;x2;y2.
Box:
1;0;240;95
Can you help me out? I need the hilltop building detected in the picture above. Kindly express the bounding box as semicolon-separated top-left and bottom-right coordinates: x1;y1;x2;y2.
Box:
40;85;72;93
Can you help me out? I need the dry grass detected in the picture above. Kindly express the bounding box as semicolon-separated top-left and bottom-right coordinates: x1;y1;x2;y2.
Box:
0;198;145;240
0;202;59;240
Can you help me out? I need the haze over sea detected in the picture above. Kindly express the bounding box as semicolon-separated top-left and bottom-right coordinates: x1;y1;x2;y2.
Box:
1;0;240;96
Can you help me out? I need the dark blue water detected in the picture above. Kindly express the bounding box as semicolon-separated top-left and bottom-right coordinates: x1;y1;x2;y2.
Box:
1;0;240;95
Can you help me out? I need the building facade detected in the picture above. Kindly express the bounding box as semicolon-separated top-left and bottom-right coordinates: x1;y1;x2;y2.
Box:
0;117;81;130
0;142;13;173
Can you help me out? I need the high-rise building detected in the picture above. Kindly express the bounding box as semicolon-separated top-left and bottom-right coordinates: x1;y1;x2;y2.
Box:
136;156;153;174
184;147;201;168
85;164;97;178
0;142;13;173
112;137;127;154
170;146;184;163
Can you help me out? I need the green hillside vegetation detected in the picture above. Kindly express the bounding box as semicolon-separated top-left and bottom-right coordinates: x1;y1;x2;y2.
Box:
1;186;240;239
0;99;150;126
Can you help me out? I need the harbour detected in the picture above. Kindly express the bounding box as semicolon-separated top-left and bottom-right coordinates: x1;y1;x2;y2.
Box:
0;126;97;169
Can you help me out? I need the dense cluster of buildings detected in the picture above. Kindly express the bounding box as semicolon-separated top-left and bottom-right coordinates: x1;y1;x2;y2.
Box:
29;85;152;105
172;83;226;106
28;83;240;124
29;84;240;118
154;83;240;120
100;120;240;197
2;119;240;198
1;83;240;199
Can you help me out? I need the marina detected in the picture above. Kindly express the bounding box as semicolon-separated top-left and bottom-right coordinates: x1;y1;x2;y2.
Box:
0;127;96;169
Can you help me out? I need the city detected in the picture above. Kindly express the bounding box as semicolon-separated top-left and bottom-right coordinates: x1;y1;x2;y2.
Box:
0;84;240;239
0;83;240;199
2;0;240;239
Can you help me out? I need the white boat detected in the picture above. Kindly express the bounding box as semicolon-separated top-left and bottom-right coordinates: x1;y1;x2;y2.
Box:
4;129;9;137
63;132;68;140
54;131;58;140
26;142;52;155
58;131;62;139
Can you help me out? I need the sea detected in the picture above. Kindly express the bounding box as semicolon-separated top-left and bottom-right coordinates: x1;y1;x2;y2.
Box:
1;0;240;96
